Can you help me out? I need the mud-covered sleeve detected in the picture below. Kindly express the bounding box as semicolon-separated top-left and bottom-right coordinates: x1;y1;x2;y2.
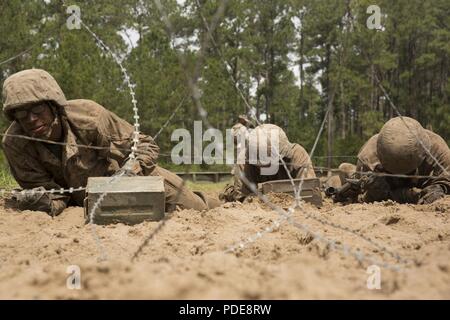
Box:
2;140;69;214
220;164;256;202
427;135;450;193
355;159;370;176
355;135;381;174
96;108;159;175
289;145;316;179
236;164;256;197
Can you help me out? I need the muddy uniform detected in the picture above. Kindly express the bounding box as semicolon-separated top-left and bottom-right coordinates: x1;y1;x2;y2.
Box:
220;124;316;202
2;69;218;215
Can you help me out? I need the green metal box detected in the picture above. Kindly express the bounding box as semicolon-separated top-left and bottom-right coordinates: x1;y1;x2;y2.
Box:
258;178;323;207
84;176;165;225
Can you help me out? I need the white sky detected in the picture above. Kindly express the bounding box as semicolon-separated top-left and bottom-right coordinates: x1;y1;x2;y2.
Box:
117;3;322;94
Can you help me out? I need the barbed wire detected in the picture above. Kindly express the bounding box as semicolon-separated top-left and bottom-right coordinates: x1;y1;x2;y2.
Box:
77;1;446;271
113;0;446;270
226;168;407;271
0;133;132;152
127;0;231;262
73;16;141;161
0;187;85;197
136;0;366;268
0;46;36;67
154;0;316;231
153;95;187;141
354;17;450;177
0;130;445;183
0;133;356;158
67;1;448;272
59;0;144;261
134;0;436;270
192;1;412;269
130;165;194;261
0;158;444;196
195;0;310;204
374;74;449;177
1;1;445;273
222;96;410;269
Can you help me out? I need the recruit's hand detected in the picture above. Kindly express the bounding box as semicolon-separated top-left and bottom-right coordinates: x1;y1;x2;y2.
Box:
418;185;445;204
11;187;63;216
135;142;156;160
115;158;142;176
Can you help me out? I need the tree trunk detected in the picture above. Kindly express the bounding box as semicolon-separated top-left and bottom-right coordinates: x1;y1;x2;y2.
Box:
340;81;346;139
327;88;336;170
298;21;305;121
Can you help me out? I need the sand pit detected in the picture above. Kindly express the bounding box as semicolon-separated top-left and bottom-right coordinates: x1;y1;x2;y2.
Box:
0;194;449;299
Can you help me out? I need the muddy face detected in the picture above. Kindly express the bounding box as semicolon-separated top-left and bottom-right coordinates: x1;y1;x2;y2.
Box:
15;102;55;138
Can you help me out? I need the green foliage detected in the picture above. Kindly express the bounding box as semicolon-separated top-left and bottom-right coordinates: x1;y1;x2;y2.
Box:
361;111;385;139
0;0;449;186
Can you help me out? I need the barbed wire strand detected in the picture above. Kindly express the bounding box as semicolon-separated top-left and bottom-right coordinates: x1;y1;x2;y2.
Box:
128;0;231;261
224;100;409;268
224;3;445;271
1;2;438;271
0;160;445;196
131;165;194;261
0;132;358;159
196;0;309;208
153;95;187;140
160;0;326;247
60;1;144;262
150;0;414;270
227;169;405;271
0;46;35;66
179;2;400;270
374;74;449;176
195;2;409;268
353;14;449;177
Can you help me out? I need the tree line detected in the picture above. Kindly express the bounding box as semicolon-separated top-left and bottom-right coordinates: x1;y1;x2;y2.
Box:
1;0;449;169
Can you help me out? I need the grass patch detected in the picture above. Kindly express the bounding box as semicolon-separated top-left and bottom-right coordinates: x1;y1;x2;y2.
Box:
159;162;232;172
0;158;231;195
185;179;231;193
0;167;18;190
0;165;229;194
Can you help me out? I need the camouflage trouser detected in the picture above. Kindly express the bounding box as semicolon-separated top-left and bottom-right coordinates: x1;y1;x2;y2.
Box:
150;166;221;212
219;184;246;202
219;164;248;202
338;163;357;186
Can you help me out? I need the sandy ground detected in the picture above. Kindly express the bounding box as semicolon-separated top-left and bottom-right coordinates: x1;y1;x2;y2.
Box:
0;193;449;300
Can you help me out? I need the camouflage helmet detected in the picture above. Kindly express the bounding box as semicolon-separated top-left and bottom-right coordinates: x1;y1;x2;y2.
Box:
248;124;293;164
231;122;245;138
2;69;67;121
237;114;255;128
377;117;430;174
